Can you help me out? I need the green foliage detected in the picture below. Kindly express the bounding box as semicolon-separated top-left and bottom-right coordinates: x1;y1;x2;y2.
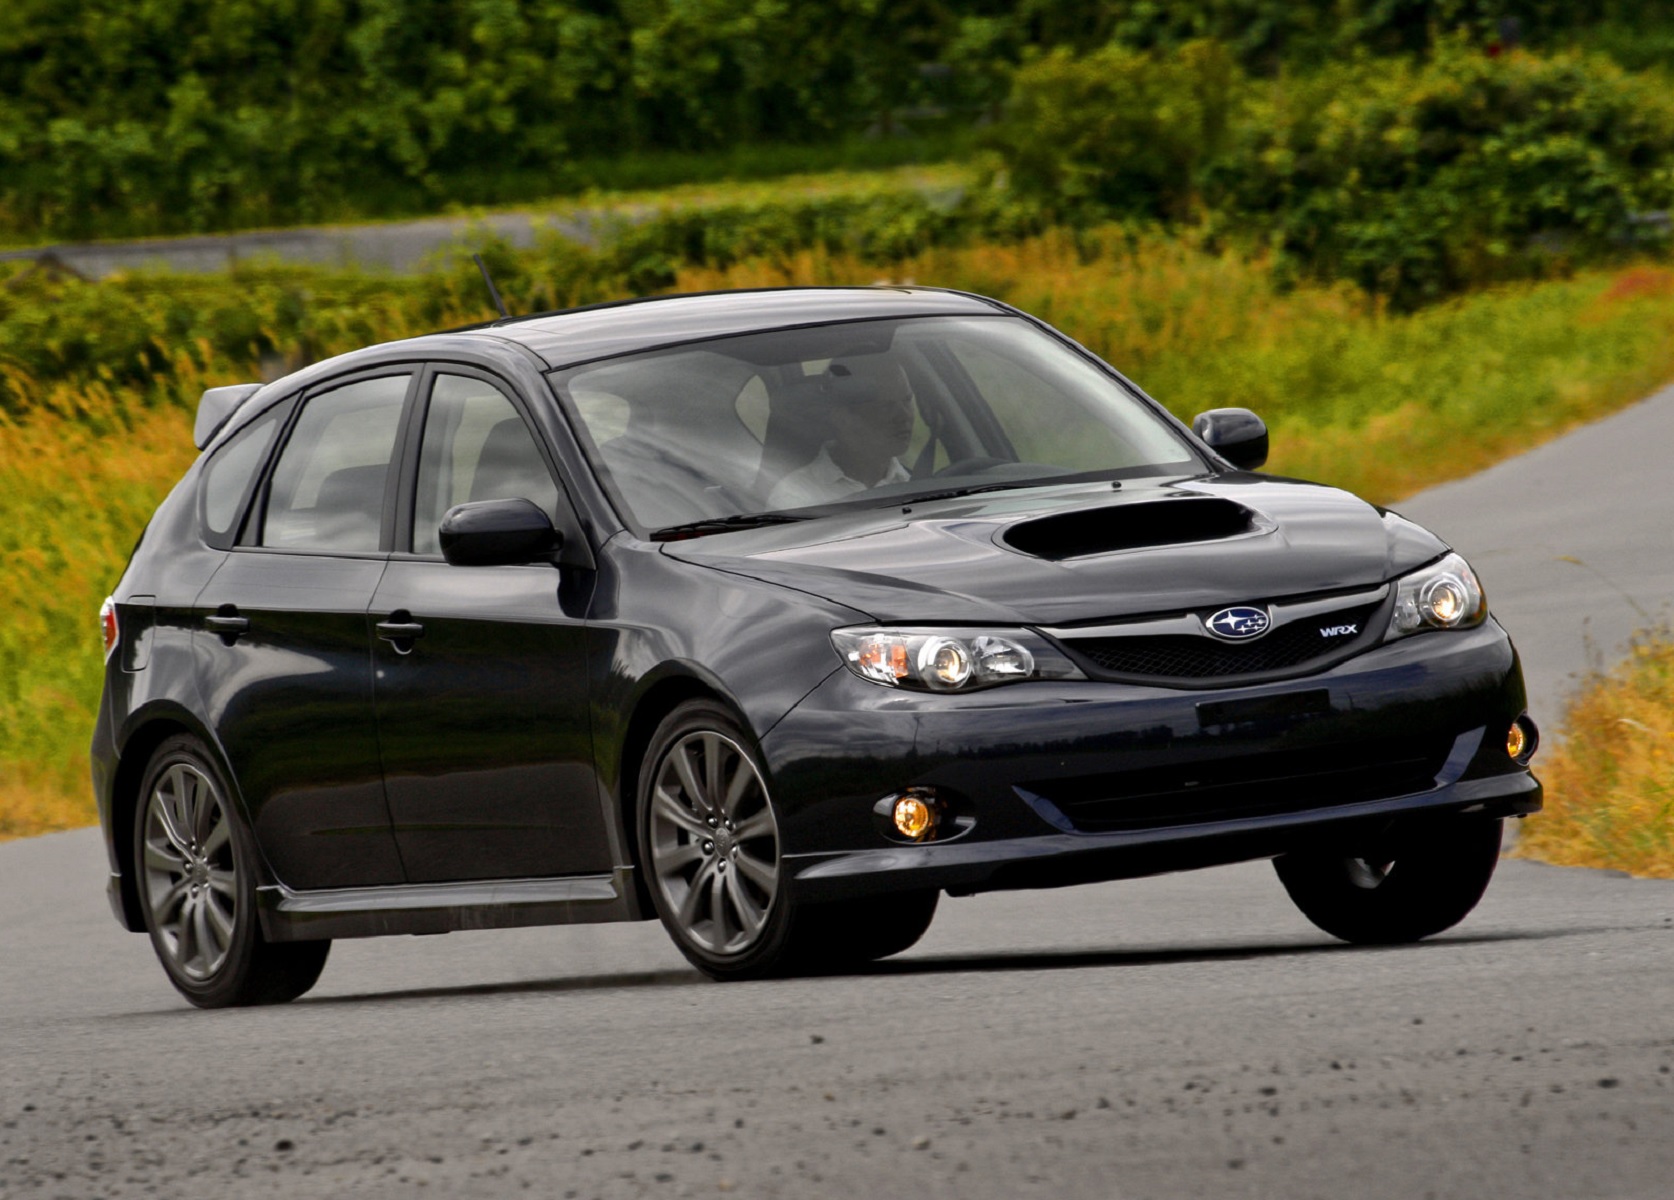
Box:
6;1;1674;242
985;41;1242;220
596;190;1047;293
0;0;986;240
1002;0;1669;68
1211;43;1674;305
0;263;430;412
992;40;1674;306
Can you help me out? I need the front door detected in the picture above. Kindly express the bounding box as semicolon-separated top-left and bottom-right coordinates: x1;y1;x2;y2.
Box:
371;370;611;882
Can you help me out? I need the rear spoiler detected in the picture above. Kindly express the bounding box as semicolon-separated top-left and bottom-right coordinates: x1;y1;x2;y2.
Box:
193;384;263;449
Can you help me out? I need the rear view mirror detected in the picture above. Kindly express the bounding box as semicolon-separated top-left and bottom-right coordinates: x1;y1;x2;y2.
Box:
1191;408;1269;470
439;498;562;567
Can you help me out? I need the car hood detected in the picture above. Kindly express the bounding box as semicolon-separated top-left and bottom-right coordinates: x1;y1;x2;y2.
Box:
662;475;1450;625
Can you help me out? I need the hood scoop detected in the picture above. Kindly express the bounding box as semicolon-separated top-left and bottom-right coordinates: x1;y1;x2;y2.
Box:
1002;497;1257;561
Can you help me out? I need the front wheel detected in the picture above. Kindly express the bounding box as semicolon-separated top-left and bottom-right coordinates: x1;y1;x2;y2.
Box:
134;736;330;1007
638;703;799;980
1274;817;1504;945
794;891;939;970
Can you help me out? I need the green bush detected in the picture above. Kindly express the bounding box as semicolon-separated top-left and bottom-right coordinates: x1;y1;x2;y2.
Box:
0;0;991;240
1211;42;1674;305
8;1;1674;242
985;41;1243;220
992;39;1674;305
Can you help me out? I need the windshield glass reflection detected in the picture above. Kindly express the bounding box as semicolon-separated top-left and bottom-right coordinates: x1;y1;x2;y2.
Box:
548;315;1203;535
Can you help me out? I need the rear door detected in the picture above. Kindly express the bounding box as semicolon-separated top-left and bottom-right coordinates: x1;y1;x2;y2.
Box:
370;367;612;882
196;370;415;891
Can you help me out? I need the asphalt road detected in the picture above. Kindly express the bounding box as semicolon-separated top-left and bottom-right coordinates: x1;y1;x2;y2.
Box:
1400;381;1674;735
3;386;1673;1198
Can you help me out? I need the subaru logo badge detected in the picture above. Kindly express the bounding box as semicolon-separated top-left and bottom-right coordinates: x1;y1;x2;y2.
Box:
1205;606;1271;641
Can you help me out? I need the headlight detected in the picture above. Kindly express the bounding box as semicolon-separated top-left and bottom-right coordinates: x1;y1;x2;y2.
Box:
831;627;1086;692
1386;552;1487;639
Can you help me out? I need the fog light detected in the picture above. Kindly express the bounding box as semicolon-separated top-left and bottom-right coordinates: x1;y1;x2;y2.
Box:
892;793;938;841
1507;715;1538;763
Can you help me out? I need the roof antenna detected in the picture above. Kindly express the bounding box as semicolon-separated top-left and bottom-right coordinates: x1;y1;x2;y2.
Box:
472;253;510;320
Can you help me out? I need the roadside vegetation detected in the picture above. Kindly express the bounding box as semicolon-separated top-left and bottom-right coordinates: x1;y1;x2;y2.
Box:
6;238;1674;840
1518;633;1674;878
5;1;1674;841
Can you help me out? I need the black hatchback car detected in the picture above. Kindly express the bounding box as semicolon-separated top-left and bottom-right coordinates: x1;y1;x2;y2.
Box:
93;287;1540;1007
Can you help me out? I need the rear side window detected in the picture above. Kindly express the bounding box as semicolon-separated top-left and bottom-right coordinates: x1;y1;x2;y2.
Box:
412;373;559;556
200;410;280;542
261;374;412;552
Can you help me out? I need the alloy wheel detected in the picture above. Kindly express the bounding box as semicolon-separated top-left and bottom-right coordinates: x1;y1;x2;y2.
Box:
647;730;780;956
141;762;238;981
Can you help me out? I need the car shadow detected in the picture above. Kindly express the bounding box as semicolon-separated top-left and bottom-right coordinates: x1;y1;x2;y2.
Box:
109;925;1619;1015
850;930;1524;979
293;929;1551;1005
297;966;709;1006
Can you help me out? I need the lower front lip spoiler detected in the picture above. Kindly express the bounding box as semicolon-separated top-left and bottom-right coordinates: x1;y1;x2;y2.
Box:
784;768;1541;902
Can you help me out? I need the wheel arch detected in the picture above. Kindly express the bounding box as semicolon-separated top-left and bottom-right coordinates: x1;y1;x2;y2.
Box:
109;708;247;932
614;668;756;915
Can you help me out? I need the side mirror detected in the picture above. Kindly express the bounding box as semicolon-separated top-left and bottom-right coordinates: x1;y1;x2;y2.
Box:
1191;408;1269;470
439;498;562;567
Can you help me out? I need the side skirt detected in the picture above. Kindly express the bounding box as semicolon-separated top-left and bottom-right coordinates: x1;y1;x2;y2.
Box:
257;867;645;942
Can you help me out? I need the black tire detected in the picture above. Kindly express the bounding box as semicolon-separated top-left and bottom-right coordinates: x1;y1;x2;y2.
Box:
1274;817;1504;945
793;891;940;970
133;735;330;1008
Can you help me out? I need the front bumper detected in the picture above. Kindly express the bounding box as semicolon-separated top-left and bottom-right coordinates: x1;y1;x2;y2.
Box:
760;618;1539;901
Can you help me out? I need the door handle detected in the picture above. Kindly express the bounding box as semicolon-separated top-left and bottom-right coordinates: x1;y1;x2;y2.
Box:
375;615;425;652
205;609;249;643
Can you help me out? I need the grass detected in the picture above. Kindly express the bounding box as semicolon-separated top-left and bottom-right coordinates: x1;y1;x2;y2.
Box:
1516;631;1674;877
5;235;1674;839
528;163;970;223
0;380;201;839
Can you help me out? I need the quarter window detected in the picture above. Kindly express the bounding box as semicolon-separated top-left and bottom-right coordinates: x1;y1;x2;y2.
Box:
261;374;411;552
201;409;281;541
412;374;560;556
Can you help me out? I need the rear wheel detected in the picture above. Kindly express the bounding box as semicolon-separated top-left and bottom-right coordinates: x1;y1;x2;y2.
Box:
134;736;330;1007
1274;817;1504;945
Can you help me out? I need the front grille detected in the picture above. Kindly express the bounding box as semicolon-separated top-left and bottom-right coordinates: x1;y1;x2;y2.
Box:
1063;602;1381;683
1026;735;1453;834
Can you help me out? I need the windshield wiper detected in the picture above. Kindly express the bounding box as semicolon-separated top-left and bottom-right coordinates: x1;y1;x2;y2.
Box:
896;480;1046;506
650;512;810;541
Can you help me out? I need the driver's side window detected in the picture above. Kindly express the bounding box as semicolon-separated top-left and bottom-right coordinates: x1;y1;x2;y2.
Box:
412;374;560;556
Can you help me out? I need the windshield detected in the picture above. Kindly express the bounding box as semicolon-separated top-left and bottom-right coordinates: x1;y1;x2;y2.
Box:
548;314;1205;535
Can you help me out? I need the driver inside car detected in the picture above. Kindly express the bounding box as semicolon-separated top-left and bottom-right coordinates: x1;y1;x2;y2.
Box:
767;358;918;509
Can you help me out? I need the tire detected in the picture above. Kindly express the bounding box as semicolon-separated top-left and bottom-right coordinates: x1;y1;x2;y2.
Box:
1274;817;1504;945
134;735;330;1008
793;890;940;970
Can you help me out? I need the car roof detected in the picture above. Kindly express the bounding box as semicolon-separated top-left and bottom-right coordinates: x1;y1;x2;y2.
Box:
456;286;1009;370
205;287;1012;451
